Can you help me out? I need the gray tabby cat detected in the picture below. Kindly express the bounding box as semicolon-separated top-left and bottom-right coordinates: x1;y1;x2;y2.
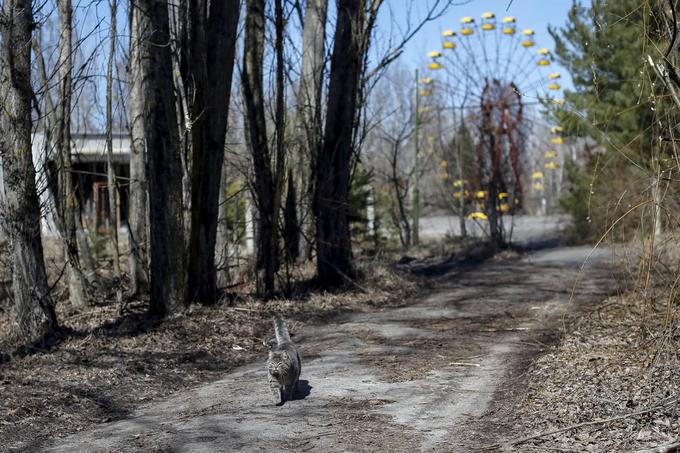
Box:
266;317;301;405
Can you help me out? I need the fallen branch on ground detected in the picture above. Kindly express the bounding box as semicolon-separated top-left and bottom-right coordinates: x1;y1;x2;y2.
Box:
478;327;530;332
476;398;678;451
635;440;680;453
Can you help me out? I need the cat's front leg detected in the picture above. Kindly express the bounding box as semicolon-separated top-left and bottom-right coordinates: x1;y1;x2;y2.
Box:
268;375;282;405
283;385;294;401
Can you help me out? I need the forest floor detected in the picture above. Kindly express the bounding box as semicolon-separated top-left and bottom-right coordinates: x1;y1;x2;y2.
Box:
34;241;673;453
0;236;482;452
3;232;679;452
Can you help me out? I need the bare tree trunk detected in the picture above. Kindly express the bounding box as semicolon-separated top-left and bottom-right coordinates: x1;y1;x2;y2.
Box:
487;133;504;248
135;0;188;315
388;141;411;249
283;170;299;263
314;0;366;286
274;0;288;264
54;0;90;308
215;153;230;288
652;167;663;240
76;217;97;281
168;0;193;245
106;0;123;306
128;1;149;295
186;0;240;305
243;0;282;299
0;0;58;341
296;0;328;260
245;194;254;256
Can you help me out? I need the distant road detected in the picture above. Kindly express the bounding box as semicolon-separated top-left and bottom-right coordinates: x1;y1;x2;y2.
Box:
419;214;569;246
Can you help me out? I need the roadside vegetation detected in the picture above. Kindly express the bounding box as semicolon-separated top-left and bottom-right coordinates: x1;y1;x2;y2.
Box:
486;2;680;450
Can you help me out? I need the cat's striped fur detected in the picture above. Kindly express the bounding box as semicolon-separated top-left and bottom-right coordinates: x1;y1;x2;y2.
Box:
266;317;301;405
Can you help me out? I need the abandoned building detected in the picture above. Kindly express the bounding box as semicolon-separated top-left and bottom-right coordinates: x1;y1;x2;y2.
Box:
31;133;132;237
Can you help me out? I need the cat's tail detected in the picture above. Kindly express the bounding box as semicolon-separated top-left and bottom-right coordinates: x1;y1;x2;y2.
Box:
273;316;291;344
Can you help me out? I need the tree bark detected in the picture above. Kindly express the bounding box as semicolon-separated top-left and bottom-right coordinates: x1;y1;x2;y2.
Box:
54;0;90;308
128;1;149;295
185;0;240;305
0;0;59;341
106;0;123;306
283;170;299;263
215;153;231;288
295;0;328;260
243;0;282;299
314;0;366;286
134;0;188;315
274;0;288;264
75;217;97;281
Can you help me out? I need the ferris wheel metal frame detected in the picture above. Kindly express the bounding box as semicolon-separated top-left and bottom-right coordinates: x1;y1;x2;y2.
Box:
416;12;566;240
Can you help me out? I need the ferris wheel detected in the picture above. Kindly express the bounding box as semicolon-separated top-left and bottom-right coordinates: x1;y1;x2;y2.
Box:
423;13;563;108
417;12;565;221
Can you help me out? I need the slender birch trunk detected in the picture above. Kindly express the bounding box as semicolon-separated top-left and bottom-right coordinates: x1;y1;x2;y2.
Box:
106;0;123;305
295;0;328;260
128;0;149;295
57;0;89;308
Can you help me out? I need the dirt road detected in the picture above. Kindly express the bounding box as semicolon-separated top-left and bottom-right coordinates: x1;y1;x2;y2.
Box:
44;245;616;452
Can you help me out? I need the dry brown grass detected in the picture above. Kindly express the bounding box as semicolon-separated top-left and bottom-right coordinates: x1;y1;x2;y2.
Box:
485;236;680;452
